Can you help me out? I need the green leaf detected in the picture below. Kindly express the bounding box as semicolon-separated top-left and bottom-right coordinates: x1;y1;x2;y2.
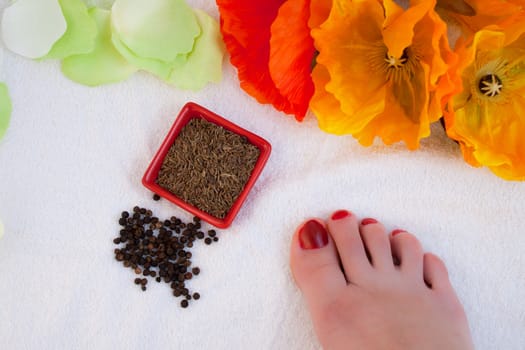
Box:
44;0;98;59
1;0;67;59
0;83;12;140
166;9;225;91
111;0;200;63
61;8;138;86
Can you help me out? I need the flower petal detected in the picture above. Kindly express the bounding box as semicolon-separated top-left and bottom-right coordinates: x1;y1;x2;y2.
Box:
435;0;475;16
111;0;200;63
1;0;67;59
166;9;225;90
110;33;180;79
61;8;138;86
382;0;434;58
0;82;12;140
44;0;98;59
313;0;385;119
392;62;427;124
217;0;295;114
269;0;315;120
308;0;332;29
311;63;385;136
436;0;523;40
359;63;430;149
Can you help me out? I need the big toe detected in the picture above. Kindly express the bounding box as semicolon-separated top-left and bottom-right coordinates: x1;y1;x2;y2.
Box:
290;219;346;311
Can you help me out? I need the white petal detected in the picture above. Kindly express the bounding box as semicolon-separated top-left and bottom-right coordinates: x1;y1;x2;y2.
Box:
1;0;67;59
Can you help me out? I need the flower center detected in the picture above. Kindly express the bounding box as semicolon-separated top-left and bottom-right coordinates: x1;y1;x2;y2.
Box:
385;49;409;69
478;74;503;97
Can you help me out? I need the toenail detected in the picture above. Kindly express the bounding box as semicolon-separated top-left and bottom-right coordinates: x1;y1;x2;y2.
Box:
331;210;350;220
391;229;406;236
361;218;378;225
298;220;329;250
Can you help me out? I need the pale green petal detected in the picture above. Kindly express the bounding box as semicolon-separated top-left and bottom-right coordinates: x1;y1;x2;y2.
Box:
166;9;225;91
0;218;4;239
110;32;182;79
44;0;98;59
0;83;12;140
61;8;138;86
111;0;200;63
1;0;67;59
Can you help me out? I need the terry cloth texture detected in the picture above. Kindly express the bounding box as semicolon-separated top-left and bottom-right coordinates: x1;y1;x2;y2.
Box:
0;1;524;349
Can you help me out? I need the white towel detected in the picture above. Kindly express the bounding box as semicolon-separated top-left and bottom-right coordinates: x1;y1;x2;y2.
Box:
0;1;524;349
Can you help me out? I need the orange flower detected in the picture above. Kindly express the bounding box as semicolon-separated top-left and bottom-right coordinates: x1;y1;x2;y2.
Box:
311;0;457;149
217;0;319;120
269;0;317;120
443;25;525;180
436;0;524;40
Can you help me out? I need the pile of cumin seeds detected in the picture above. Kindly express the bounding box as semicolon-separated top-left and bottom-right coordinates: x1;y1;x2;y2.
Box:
156;117;260;219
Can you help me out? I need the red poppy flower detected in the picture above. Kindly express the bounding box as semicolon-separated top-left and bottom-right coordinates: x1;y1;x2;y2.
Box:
217;0;317;120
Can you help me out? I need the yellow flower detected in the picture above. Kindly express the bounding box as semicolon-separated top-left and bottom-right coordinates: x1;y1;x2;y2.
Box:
436;0;524;40
311;0;457;149
444;27;525;180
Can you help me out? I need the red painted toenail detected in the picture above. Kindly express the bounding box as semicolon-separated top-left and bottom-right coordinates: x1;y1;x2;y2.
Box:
391;229;406;236
331;210;350;220
361;218;378;225
299;220;329;250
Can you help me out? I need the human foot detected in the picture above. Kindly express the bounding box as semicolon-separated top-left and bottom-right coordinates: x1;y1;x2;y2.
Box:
290;210;474;350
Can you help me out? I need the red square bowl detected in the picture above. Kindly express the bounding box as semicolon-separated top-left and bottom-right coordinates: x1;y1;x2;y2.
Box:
142;102;271;228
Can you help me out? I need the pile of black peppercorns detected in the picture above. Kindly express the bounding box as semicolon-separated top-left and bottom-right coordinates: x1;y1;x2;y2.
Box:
113;205;219;308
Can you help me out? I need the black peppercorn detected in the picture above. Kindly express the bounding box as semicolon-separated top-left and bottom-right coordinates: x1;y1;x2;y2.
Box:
180;300;189;308
114;207;219;303
153;194;161;201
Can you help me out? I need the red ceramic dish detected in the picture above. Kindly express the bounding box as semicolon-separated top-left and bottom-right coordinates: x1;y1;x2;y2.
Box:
142;102;271;228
